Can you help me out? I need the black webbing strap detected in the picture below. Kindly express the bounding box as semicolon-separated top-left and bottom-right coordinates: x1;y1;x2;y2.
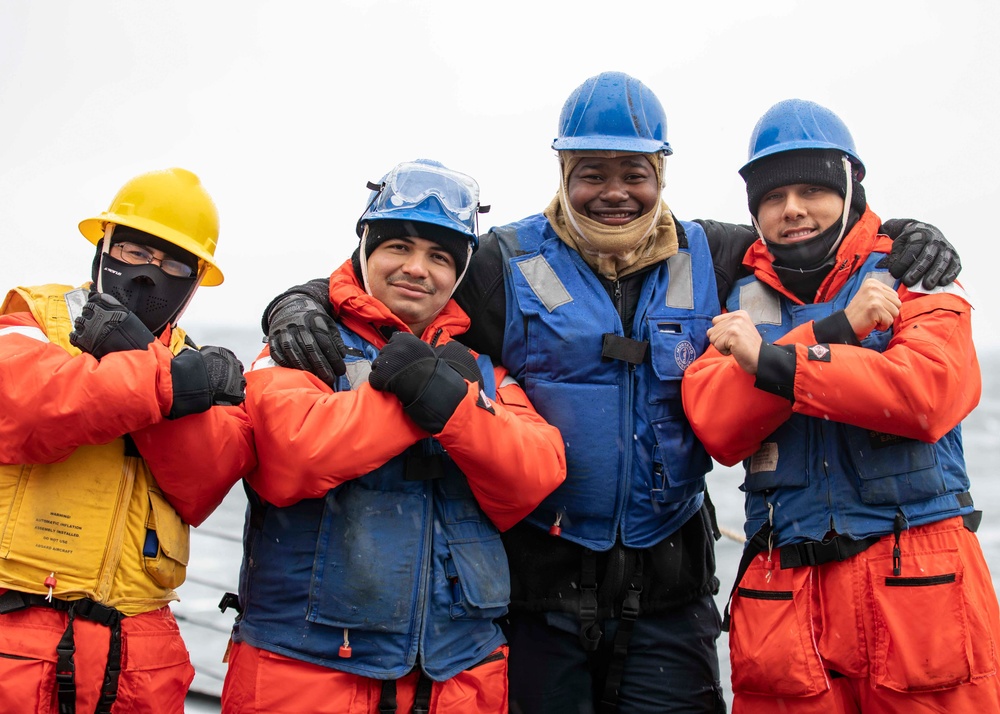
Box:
413;672;433;714
73;598;124;714
601;334;648;365
721;523;883;631
778;533;882;569
0;592;124;714
964;510;982;532
379;671;434;714
721;523;772;632
378;680;397;714
56;610;76;714
218;592;242;615
578;549;601;652
598;553;644;714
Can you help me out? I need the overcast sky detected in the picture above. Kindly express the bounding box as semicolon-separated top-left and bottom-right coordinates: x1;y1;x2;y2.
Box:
2;0;998;352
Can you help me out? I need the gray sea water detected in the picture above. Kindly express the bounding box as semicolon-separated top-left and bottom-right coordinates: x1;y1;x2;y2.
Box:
178;327;1000;712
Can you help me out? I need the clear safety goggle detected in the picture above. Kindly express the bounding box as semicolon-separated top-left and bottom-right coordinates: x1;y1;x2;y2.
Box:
369;162;483;223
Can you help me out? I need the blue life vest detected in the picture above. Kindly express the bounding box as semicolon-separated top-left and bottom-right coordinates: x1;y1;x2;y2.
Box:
496;214;719;550
728;253;973;546
234;328;508;681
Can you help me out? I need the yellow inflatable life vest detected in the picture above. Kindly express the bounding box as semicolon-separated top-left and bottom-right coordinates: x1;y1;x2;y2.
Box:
0;284;191;615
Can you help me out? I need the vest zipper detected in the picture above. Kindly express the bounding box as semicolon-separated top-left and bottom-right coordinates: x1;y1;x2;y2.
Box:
95;450;137;600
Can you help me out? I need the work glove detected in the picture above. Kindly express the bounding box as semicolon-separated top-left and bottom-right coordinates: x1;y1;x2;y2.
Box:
169;345;247;419
435;340;485;393
878;220;961;289
369;332;469;434
69;292;155;359
267;294;347;387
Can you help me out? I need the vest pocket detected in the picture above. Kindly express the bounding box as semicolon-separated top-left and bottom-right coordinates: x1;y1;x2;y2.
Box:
649;418;710;503
742;418;811;492
307;488;423;633
868;550;992;691
729;554;829;697
142;488;190;589
646;316;712;403
842;427;945;505
446;535;510;620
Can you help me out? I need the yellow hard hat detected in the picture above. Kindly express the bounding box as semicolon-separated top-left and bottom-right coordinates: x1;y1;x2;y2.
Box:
79;168;224;286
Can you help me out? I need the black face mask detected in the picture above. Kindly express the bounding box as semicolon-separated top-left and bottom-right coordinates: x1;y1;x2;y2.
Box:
98;254;197;334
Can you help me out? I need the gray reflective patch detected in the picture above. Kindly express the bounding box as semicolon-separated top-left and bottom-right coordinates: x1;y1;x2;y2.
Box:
517;255;572;313
865;271;895;288
666;252;693;309
739;282;782;325
64;288;89;324
346;360;372;391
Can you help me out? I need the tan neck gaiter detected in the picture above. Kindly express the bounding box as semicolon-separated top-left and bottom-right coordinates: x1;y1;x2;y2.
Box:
544;152;679;281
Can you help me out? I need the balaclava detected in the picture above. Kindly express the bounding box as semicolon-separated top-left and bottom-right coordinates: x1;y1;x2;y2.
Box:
92;225;200;335
352;219;472;295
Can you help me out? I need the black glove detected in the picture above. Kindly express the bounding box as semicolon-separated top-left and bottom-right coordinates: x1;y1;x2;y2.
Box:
877;220;961;289
369;332;469;433
168;345;246;419
435;341;484;393
69;292;155;359
267;294;347;387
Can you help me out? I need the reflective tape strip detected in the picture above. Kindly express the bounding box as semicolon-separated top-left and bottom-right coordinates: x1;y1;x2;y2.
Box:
665;252;694;309
249;355;276;372
906;279;972;305
864;271;896;288
516;255;572;313
738;281;782;325
0;325;50;342
63;288;89;323
499;374;519;388
345;360;372;391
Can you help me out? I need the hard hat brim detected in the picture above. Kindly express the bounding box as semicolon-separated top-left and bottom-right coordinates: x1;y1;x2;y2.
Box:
552;136;673;156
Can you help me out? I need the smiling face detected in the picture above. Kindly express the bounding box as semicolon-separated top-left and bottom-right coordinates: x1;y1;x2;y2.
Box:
366;235;458;337
566;155;660;225
755;183;846;245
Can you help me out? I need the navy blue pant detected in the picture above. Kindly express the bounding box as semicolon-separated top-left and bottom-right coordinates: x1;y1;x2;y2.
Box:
503;594;725;714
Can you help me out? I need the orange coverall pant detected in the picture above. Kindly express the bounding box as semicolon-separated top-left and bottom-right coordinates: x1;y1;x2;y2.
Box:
728;516;1000;713
222;641;509;714
0;603;194;713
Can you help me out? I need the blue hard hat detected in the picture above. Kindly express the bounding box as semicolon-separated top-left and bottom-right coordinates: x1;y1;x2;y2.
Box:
356;159;484;249
740;99;865;180
552;72;672;155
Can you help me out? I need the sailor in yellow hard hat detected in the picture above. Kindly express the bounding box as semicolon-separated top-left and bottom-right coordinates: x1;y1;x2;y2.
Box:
0;168;255;713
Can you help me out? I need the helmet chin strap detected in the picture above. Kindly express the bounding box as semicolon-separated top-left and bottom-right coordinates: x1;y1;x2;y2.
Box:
359;224;373;295
162;267;205;337
450;242;473;297
96;224;115;293
821;155;855;262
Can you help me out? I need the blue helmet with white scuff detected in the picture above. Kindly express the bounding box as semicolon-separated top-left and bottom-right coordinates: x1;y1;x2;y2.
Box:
355;159;484;250
740;99;865;180
552;72;672;155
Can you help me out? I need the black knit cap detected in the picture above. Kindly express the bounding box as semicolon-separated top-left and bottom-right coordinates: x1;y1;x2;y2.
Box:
742;149;866;217
351;219;471;283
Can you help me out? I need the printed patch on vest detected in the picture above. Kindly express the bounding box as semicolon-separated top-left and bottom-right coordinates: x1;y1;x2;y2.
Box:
750;442;778;473
867;430;913;449
674;340;697;370
476;389;496;415
807;344;831;362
